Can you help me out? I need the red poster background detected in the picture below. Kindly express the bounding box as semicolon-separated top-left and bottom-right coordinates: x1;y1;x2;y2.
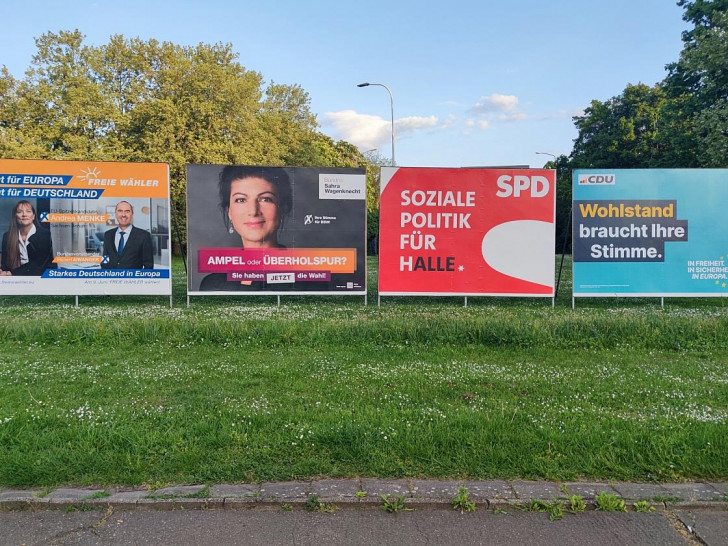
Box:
378;167;555;295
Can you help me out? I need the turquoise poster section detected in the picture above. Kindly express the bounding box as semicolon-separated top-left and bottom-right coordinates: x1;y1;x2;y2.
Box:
572;169;728;296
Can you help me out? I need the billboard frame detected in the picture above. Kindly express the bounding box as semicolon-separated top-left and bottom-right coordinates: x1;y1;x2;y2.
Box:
0;158;172;304
377;166;556;304
185;164;368;302
571;168;728;303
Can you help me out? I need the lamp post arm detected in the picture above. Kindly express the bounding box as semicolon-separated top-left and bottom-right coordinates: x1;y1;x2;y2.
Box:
377;84;395;167
358;82;395;166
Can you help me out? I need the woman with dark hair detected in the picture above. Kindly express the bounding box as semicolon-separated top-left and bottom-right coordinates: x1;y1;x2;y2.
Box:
200;167;297;291
218;165;292;249
0;200;55;276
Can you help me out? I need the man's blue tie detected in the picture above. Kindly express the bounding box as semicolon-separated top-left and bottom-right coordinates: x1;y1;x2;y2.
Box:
118;231;125;254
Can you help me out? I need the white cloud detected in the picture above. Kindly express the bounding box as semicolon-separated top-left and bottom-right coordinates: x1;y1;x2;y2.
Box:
323;110;438;150
396;115;438;132
498;112;527;122
439;114;457;129
470;93;527;122
478;120;491;130
323;110;389;150
473;93;519;114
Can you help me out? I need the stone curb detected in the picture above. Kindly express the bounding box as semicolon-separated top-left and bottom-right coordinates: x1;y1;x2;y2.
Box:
0;480;725;512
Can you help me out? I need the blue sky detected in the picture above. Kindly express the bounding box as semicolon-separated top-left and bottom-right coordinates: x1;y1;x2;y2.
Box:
1;0;689;168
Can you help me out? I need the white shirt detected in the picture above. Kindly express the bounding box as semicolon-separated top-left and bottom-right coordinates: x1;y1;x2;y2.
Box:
114;226;134;252
18;224;37;265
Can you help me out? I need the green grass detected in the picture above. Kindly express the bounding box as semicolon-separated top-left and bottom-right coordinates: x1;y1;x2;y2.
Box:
0;256;726;487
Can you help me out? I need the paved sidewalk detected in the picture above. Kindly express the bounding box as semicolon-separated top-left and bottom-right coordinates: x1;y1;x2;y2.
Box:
1;480;727;546
1;479;725;511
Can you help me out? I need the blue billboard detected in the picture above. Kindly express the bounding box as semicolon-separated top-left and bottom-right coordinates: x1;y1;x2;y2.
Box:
572;169;728;297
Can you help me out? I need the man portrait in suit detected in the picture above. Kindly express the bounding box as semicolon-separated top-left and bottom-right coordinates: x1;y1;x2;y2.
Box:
101;201;153;269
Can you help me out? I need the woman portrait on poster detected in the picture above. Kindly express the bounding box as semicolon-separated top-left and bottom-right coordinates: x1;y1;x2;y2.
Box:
200;166;296;291
0;200;55;276
222;165;292;250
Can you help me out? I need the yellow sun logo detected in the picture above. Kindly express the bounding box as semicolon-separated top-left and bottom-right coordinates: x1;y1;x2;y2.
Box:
79;166;101;181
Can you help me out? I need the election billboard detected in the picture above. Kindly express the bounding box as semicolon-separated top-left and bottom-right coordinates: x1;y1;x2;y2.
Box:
0;159;171;296
186;165;366;295
573;169;728;297
378;167;556;296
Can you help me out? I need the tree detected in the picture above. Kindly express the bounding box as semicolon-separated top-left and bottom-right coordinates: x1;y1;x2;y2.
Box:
677;0;728;42
666;0;728;97
694;100;728;166
570;1;728;170
663;1;728;167
570;84;668;168
0;31;371;245
666;4;728;166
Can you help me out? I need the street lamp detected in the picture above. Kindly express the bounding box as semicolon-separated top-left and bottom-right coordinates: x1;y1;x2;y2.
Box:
357;82;395;166
535;151;557;164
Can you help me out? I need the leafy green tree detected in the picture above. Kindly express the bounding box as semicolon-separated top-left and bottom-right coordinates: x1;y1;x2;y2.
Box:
25;30;117;159
261;82;319;165
0;67;37;157
665;0;728;101
0;30;372;246
650;93;699;167
571;84;668;168
694;100;728;166
569;1;727;171
666;4;728;166
571;2;728;169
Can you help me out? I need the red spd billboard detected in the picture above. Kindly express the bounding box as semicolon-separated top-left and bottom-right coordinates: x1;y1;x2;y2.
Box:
378;167;555;296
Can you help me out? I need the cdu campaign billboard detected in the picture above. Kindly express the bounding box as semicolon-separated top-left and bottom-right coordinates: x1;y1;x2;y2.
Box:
186;165;366;295
573;169;728;297
0;159;171;295
378;167;556;296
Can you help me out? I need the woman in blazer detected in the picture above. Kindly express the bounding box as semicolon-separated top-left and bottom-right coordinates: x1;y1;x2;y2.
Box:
0;200;55;276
